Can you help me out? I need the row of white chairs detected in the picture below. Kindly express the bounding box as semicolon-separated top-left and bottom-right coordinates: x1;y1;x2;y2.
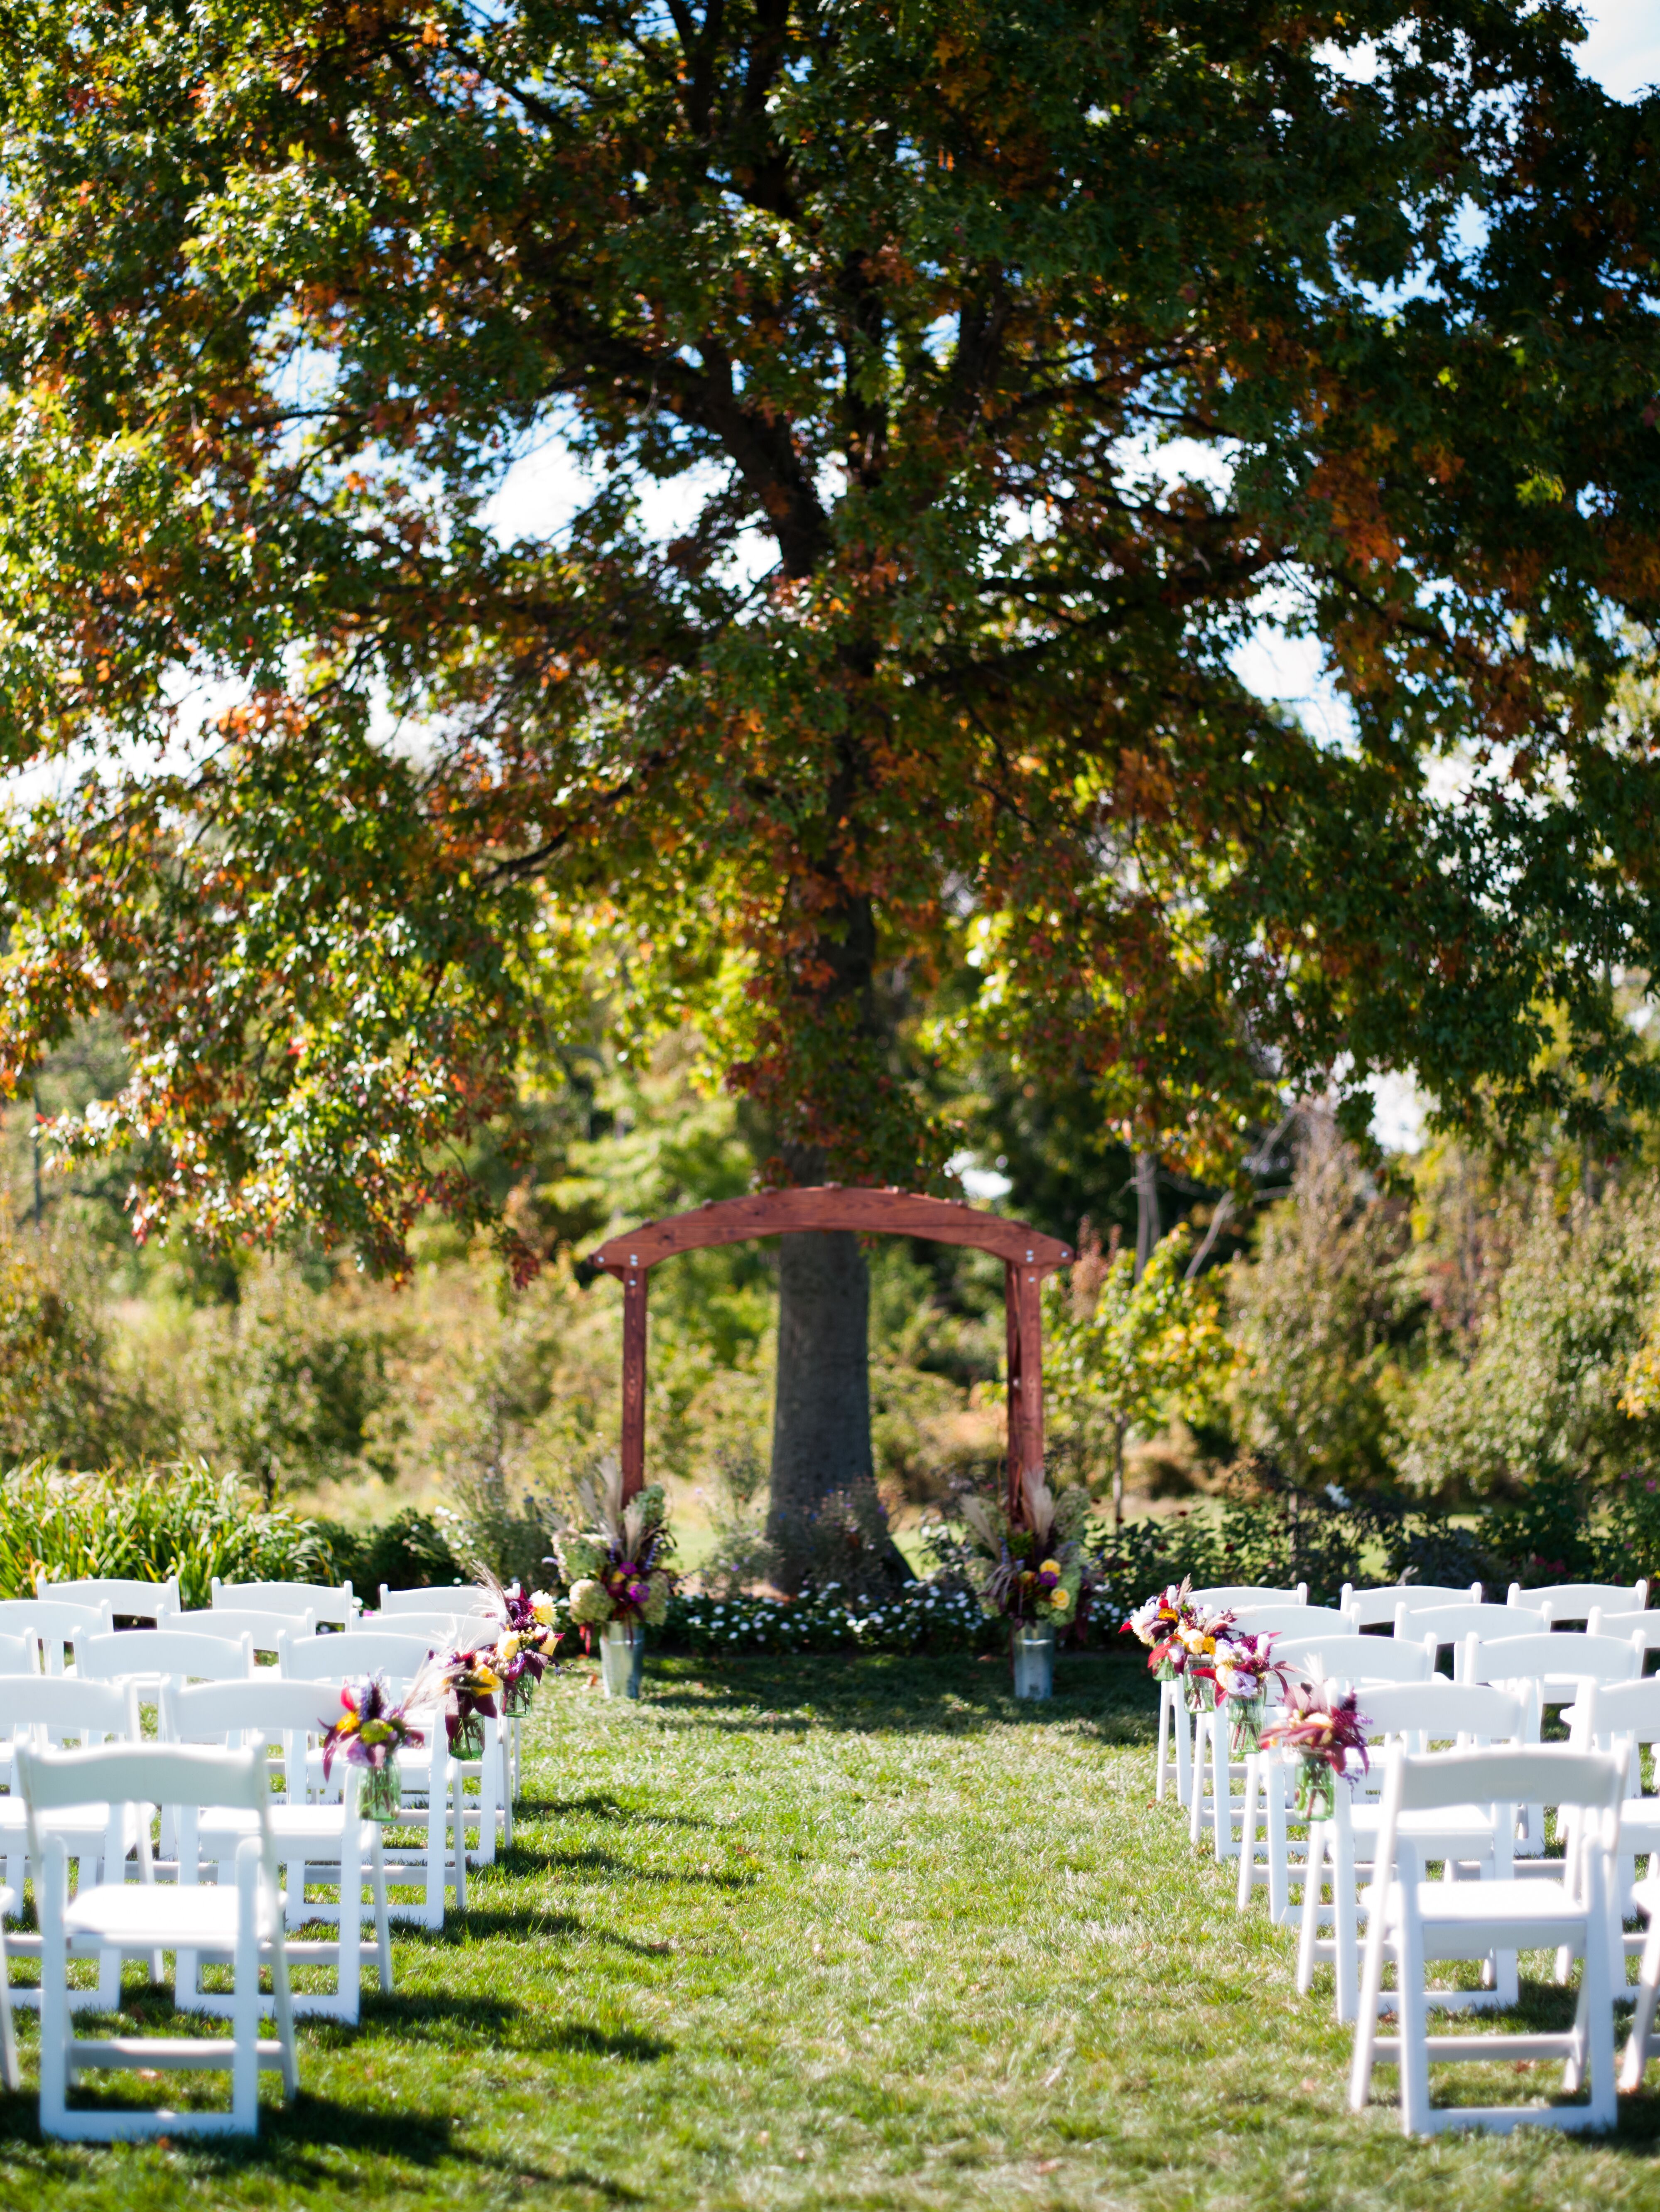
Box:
0;1579;537;2141
1161;1580;1660;2134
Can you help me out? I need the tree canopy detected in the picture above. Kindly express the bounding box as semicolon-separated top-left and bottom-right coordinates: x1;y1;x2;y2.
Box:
0;0;1658;1272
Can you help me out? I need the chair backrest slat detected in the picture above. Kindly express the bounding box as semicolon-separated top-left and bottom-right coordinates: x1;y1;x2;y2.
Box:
1509;1579;1649;1621
1463;1630;1644;1690
1189;1584;1309;1610
1229;1604;1348;1637
1393;1742;1625;1815
1345;1582;1481;1628
1274;1633;1435;1687
36;1573;179;1620
77;1628;254;1684
174;1607;314;1652
277;1629;436;1689
211;1577;355;1628
1357;1680;1528;1745
378;1584;498;1617
1400;1602;1549;1642
0;1630;41;1677
17;1739;267;1815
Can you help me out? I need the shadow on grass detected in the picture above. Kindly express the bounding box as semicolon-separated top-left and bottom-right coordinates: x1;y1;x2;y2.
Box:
633;1650;1161;1743
513;1791;714;1831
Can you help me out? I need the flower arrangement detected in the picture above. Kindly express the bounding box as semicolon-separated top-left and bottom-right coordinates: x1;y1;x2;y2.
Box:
552;1458;675;1646
320;1673;426;1822
439;1645;503;1760
1261;1682;1371;1819
1211;1630;1289;1753
957;1471;1090;1631
476;1577;564;1716
1124;1578;1194;1677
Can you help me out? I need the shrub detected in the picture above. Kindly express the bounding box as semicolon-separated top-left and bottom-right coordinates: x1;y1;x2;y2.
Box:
0;1458;331;1607
666;1579;996;1658
315;1505;465;1598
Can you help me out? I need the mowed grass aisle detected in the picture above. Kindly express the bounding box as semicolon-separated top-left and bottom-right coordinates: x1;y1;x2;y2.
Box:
7;1653;1660;2209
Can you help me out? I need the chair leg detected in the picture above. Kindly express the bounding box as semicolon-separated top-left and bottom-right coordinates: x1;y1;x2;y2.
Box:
38;1842;70;2138
1173;1694;1192;1810
338;1826;362;2024
269;1901;297;2106
1332;1812;1359;2027
1396;1873;1432;2137
1267;1764;1290;1925
232;1844;262;2134
1236;1757;1260;1913
1571;1856;1617;2125
1156;1680;1172;1800
370;1827;393;1993
1296;1821;1325;1996
1188;1715;1209;1847
1621;1905;1660;2090
1349;1901;1387;2112
0;1906;18;2092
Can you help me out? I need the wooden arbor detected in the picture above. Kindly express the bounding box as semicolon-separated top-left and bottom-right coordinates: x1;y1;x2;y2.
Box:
588;1187;1073;1518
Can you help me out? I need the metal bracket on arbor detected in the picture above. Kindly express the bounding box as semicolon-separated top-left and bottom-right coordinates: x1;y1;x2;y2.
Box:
587;1187;1072;1521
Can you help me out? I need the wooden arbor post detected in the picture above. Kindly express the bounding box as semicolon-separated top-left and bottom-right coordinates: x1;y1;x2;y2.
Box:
588;1188;1072;1520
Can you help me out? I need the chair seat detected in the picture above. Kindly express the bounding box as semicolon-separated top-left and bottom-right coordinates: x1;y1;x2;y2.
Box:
197;1807;368;1851
64;1883;279;1948
0;1800;146;1847
1368;1876;1587;1955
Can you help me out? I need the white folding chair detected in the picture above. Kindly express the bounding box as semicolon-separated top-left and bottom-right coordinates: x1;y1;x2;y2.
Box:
213;1577;357;1630
1463;1629;1643;1861
378;1584;499;1619
18;1741;298;2139
163;1680;393;2023
1588;1608;1660;1667
277;1636;465;1928
0;1676;152;2013
0;1631;40;1678
1513;1580;1649;1624
173;1608;315;1657
0;1597;111;1674
1344;1582;1481;1631
1298;1682;1532;2024
1230;1604;1349;1638
37;1574;179;1623
358;1610;473;1644
1349;1743;1626;2136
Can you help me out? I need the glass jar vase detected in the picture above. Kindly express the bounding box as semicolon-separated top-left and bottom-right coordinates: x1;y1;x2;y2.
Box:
1227;1693;1265;1758
601;1621;646;1701
362;1762;402;1824
1012;1621;1056;1701
450;1712;486;1762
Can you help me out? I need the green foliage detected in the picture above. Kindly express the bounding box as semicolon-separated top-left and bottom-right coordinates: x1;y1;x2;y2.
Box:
1228;1119;1417;1494
669;1582;993;1657
184;1258;395;1500
1045;1225;1234;1518
0;0;1657;1271
1400;1178;1660;1496
315;1505;466;1600
0;1459;331;1606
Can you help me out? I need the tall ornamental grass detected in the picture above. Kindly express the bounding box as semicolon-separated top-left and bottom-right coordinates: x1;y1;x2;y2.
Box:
0;1459;332;1607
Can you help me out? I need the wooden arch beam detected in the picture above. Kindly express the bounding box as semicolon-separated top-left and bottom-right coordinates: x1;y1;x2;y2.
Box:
588;1187;1073;1520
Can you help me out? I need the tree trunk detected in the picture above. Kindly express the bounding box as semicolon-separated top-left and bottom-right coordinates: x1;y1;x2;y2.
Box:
767;1227;874;1586
1134;1150;1161;1280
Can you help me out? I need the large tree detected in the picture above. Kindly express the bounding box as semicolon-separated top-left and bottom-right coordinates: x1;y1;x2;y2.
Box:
0;0;1658;1555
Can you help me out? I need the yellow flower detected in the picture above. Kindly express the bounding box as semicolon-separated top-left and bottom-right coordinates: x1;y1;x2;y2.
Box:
499;1631;522;1662
1040;1558;1061;1577
530;1592;555;1624
336;1709;360;1736
1050;1587;1072;1612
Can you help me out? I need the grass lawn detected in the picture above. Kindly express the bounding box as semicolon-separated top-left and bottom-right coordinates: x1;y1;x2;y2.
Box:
6;1648;1660;2208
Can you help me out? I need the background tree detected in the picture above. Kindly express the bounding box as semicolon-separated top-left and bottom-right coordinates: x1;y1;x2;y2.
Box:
1045;1223;1233;1525
0;0;1658;1558
1228;1113;1418;1496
